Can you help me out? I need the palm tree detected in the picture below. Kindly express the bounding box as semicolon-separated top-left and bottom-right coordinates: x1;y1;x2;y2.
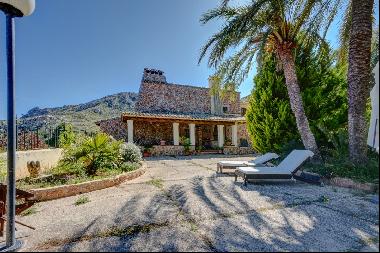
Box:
199;0;340;159
347;0;374;163
339;0;375;163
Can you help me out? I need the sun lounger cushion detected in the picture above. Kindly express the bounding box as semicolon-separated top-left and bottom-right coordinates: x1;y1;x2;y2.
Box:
218;153;279;166
237;166;289;175
237;150;314;175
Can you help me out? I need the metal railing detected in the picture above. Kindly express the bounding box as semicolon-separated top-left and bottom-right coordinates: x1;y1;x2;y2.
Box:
0;123;95;151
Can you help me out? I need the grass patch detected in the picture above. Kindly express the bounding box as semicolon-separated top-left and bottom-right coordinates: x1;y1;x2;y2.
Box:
147;178;164;189
35;222;170;250
188;221;198;232
74;196;90;206
20;206;38;216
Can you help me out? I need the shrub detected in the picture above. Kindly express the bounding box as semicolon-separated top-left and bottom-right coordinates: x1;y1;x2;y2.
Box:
51;161;86;177
305;150;379;183
119;162;140;172
246;44;347;153
180;137;191;152
120;143;142;163
59;123;76;148
61;133;122;176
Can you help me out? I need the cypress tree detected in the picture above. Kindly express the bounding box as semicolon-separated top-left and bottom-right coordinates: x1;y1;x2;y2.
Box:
247;47;347;154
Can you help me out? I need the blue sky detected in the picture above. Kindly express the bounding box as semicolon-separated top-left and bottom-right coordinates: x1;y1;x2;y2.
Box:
0;0;377;119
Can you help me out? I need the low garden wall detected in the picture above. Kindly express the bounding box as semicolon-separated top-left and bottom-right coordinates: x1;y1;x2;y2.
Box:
30;164;146;202
0;148;63;180
223;146;254;155
150;145;185;156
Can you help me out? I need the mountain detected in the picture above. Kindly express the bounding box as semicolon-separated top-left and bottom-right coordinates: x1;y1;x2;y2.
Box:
0;92;138;134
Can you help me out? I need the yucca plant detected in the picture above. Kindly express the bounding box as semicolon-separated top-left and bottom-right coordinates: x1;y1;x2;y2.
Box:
199;0;343;160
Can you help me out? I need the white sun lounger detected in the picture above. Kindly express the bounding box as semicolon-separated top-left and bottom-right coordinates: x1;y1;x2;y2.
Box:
217;152;280;173
234;150;314;185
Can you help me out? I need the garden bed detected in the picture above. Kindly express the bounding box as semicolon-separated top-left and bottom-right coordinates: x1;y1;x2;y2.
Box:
323;177;379;193
24;163;146;202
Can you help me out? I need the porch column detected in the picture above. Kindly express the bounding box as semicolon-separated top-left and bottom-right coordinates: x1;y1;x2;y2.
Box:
127;120;134;143
189;123;196;146
173;122;180;145
217;125;225;147
232;123;238;147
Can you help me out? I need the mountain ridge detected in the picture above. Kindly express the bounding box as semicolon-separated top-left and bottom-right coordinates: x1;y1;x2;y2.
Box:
0;92;138;133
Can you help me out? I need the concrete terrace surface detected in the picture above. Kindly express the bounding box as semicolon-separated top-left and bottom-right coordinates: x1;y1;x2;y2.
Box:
12;155;379;252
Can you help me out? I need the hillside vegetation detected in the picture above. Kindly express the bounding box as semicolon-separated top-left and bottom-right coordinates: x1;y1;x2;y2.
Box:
0;92;138;134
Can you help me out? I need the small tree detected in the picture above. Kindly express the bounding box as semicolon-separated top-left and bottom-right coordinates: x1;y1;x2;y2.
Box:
246;54;297;153
59;123;76;148
247;46;348;154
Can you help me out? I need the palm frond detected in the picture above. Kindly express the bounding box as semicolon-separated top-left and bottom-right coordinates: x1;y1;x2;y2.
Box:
198;0;270;67
337;1;352;64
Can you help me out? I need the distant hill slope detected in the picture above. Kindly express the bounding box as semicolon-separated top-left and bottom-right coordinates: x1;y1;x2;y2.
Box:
0;92;138;133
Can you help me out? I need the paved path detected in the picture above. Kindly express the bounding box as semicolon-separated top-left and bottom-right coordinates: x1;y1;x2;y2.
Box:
9;155;380;251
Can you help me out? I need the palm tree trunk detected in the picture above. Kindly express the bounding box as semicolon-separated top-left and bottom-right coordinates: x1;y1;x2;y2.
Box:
347;0;374;163
278;48;321;160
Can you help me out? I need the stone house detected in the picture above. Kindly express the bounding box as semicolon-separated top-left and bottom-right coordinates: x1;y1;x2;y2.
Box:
97;68;252;156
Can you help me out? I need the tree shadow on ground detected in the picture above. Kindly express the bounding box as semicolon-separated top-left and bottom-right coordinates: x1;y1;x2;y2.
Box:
186;176;379;251
54;174;378;252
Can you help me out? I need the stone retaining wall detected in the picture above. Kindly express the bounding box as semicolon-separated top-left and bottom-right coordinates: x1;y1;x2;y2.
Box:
30;165;146;202
223;146;254;155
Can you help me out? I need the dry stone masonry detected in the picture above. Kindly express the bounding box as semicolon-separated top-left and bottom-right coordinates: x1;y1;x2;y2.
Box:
97;68;252;155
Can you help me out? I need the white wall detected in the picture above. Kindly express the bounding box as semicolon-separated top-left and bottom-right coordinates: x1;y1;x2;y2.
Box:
368;62;379;152
0;148;63;180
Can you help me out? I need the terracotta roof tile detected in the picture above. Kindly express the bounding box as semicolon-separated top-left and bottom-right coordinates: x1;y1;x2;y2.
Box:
122;111;245;122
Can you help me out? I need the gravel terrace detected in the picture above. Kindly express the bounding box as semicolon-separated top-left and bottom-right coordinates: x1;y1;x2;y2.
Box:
7;155;379;252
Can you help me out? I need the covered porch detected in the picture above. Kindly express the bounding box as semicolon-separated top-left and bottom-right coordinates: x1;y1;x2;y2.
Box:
122;112;246;155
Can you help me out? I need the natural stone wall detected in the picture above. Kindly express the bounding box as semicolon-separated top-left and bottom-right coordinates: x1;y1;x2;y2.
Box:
136;69;241;115
0;148;63;180
222;93;241;115
150;145;184;156
223;146;254;155
134;121;173;146
97;118;128;141
30;165;146;201
98;117;252;151
238;123;251;147
136;82;211;114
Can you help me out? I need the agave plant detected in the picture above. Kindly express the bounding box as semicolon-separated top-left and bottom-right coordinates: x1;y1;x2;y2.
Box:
199;0;343;159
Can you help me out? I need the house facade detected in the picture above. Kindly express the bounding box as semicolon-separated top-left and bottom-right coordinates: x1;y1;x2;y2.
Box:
98;68;252;156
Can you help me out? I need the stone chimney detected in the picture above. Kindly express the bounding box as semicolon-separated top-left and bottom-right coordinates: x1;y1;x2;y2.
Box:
209;78;223;115
142;68;167;84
